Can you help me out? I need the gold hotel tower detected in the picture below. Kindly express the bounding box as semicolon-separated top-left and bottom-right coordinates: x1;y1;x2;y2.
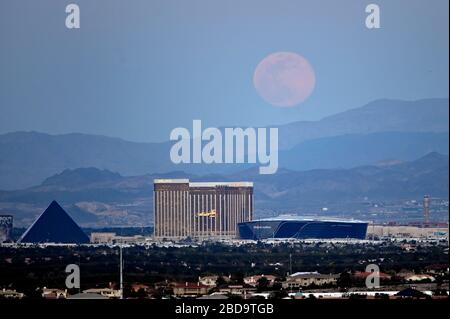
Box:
154;179;253;239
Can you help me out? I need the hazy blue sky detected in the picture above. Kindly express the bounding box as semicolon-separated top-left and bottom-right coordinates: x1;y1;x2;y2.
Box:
0;0;448;142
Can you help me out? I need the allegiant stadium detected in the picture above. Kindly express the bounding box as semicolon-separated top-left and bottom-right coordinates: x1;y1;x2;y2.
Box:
238;216;368;240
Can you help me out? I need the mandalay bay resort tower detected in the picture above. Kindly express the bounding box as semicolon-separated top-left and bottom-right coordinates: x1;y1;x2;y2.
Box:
154;179;254;239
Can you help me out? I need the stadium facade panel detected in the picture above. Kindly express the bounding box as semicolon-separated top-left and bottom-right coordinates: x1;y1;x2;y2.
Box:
238;218;368;240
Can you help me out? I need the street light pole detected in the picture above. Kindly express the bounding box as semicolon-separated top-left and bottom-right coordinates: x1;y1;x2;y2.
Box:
120;245;123;299
289;253;292;276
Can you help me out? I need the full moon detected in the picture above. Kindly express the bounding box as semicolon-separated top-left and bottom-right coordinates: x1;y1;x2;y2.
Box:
253;52;316;107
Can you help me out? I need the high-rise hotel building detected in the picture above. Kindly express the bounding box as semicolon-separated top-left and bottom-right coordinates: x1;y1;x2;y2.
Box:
154;179;253;239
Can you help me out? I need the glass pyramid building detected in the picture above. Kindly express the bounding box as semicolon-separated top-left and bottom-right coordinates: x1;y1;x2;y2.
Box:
18;201;90;244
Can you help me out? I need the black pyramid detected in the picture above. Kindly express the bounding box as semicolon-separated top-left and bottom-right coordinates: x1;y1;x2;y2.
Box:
19;201;89;244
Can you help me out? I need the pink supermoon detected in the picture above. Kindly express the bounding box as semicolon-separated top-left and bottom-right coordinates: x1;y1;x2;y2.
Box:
253;52;316;107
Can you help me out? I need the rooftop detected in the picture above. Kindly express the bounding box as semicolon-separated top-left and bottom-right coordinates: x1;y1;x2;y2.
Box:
252;215;367;224
154;179;253;187
174;282;209;289
289;272;339;279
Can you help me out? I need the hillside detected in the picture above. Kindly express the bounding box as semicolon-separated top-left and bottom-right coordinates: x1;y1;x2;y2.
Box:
278;98;449;149
0;98;448;190
0;153;447;227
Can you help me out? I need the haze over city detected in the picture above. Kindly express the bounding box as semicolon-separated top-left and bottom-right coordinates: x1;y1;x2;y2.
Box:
0;0;448;142
0;0;448;310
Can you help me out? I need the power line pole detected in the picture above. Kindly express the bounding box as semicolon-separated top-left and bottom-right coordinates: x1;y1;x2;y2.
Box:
120;245;123;299
289;253;292;276
78;254;81;294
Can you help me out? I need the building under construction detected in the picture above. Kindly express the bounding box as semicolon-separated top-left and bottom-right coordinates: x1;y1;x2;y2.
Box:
154;179;253;239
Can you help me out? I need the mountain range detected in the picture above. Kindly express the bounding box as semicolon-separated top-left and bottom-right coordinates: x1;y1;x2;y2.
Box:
0;98;448;190
277;98;449;149
1;152;447;227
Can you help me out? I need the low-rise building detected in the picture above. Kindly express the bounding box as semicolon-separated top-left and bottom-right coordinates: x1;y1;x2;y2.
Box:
131;283;151;293
90;232;147;244
425;264;449;275
154;280;170;290
197;294;229;300
42;287;68;299
368;225;448;239
244;275;276;287
405;274;436;282
199;275;231;287
199;275;219;287
173;282;209;297
396;270;415;279
283;272;339;289
83;288;121;299
0;288;24;299
218;285;257;296
67;293;109;299
90;232;116;244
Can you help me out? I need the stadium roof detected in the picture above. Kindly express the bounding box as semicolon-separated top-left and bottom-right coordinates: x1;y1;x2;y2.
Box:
18;201;89;244
252;215;367;224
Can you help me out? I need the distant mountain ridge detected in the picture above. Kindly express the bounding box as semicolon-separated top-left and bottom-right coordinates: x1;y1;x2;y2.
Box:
280;131;448;170
278;98;449;149
42;168;122;188
0;152;447;227
0;98;448;190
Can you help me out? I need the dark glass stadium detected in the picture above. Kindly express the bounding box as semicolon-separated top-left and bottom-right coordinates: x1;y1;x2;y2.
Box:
238;216;368;240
